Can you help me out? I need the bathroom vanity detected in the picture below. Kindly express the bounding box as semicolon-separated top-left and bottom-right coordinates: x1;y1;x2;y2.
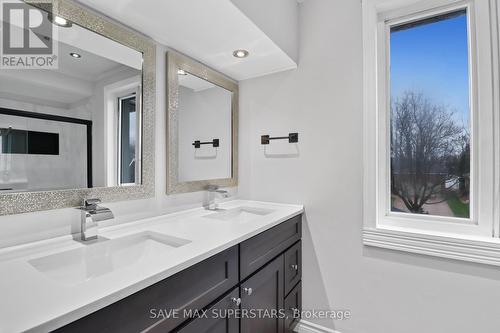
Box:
57;213;301;333
0;201;303;333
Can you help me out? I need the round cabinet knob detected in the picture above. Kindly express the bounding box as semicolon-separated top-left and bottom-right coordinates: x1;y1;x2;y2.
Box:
231;297;242;306
290;264;299;271
243;287;253;295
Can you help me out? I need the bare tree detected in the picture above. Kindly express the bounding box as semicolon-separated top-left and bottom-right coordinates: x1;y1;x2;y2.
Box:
390;91;466;213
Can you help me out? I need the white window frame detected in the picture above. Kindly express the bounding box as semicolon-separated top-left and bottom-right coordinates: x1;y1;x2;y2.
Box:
103;76;141;187
117;92;140;186
363;0;500;265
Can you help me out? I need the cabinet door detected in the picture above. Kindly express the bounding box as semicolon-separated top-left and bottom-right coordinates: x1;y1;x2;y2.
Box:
284;282;301;333
174;288;239;333
240;256;284;333
284;241;301;296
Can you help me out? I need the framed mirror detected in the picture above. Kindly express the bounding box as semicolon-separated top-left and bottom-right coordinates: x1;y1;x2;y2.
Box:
166;52;238;194
0;0;156;215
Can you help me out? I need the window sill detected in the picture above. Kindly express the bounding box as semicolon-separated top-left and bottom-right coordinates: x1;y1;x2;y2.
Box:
363;227;500;266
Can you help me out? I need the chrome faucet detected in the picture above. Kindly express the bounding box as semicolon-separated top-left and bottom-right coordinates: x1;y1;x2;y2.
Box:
80;199;114;241
206;185;229;211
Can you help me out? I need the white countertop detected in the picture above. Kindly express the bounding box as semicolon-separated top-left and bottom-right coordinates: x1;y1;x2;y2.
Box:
0;200;303;333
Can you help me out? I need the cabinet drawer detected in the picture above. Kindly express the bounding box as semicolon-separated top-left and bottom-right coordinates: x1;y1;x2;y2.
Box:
284;282;302;333
173;288;239;333
284;241;301;296
55;246;239;333
240;214;301;279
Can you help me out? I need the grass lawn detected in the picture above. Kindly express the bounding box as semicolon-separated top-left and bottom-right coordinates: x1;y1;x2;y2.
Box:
447;195;469;218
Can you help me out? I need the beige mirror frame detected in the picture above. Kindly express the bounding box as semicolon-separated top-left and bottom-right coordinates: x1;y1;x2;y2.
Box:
0;0;156;215
166;52;238;194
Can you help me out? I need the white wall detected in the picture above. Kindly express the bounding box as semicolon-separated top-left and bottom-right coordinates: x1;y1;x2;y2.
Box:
238;0;500;332
0;44;237;249
178;85;232;182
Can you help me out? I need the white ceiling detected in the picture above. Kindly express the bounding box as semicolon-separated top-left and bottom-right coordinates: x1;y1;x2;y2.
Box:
57;43;124;82
75;0;298;81
0;39;138;106
54;12;143;71
179;73;216;92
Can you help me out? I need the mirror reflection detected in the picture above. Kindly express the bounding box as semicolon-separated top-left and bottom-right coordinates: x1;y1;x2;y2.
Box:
177;71;232;182
0;2;143;193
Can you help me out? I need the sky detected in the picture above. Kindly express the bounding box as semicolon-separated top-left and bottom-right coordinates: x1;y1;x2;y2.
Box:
390;12;470;128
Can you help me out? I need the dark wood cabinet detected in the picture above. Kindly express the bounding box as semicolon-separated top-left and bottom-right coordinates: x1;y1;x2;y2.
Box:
240;214;301;280
284;241;301;296
173;288;239;333
284;282;302;333
240;256;284;333
56;214;302;333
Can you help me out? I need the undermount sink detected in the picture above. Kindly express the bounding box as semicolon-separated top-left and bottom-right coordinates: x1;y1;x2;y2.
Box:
203;206;275;222
28;231;190;285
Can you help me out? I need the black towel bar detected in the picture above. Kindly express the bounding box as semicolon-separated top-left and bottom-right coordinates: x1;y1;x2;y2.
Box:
261;133;298;145
193;139;219;148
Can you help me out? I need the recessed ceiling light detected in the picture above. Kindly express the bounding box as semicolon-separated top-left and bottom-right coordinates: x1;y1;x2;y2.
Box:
69;52;81;59
177;69;187;75
48;14;72;28
233;49;249;58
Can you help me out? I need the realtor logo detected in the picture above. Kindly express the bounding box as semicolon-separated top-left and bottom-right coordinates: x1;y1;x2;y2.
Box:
1;0;58;68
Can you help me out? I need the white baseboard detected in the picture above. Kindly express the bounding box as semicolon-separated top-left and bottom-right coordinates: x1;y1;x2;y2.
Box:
294;319;341;333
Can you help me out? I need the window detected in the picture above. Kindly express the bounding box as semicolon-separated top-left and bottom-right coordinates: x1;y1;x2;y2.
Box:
118;94;138;185
363;0;500;265
103;77;141;187
390;10;471;219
